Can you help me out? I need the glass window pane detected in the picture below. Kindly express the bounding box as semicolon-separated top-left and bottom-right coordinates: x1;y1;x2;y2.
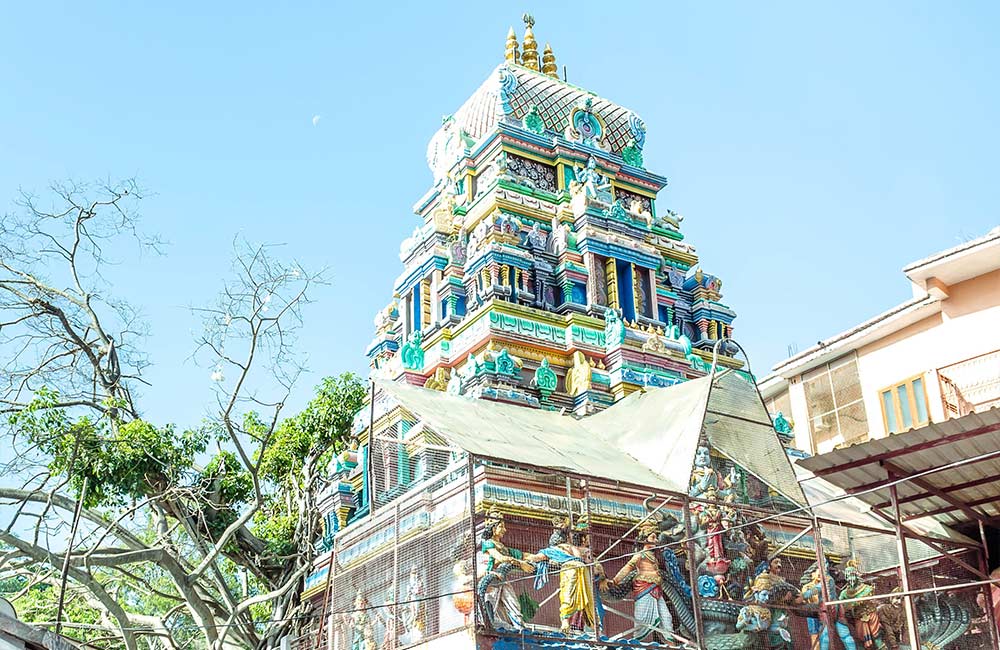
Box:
837;400;870;443
829;358;863;407
809;411;839;446
769;390;792;422
882;390;898;433
897;385;913;429
804;374;835;419
912;377;928;423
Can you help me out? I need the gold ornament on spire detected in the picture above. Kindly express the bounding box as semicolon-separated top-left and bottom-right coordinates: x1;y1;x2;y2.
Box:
505;26;520;64
541;43;557;78
521;13;539;71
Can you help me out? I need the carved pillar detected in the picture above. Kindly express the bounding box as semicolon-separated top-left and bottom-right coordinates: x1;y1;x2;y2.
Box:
605;257;619;310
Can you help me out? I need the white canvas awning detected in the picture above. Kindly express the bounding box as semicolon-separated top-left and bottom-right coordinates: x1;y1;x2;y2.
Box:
375;368;806;505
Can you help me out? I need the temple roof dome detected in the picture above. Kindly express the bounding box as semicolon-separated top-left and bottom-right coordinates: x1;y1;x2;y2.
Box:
426;63;646;182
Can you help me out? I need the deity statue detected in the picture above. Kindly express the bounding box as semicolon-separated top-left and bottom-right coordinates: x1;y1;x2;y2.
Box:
401;566;425;643
478;509;535;630
689;445;720;499
800;564;858;650
876;589;905;650
571;156;612;202
736;586;773;634
565;351;592;397
773;411;793;435
604;307;626;345
840;560;884;649
350;592;377;650
525;517;600;634
610;521;675;641
738;568;793;644
449;533;475;624
400;330;425;371
698;496;728;570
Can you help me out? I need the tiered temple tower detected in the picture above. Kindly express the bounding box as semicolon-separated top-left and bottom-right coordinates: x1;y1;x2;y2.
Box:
366;15;738;414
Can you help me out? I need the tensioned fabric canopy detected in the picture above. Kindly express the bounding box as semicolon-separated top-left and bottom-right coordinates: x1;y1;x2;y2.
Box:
376;368;807;506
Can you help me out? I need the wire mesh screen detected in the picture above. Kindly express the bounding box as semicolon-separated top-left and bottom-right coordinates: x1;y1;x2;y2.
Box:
307;396;997;650
318;416;474;650
814;517;995;650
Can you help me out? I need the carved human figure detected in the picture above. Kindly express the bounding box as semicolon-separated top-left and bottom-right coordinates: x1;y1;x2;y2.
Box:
740;569;793;644
350;593;377;650
610;521;675;641
689;445;720;499
801;567;858;650
572;156;611;201
567;519;607;632
401;566;425;642
840;561;884;649
478;509;534;629
736;587;772;634
699;498;727;564
876;589;905;650
525;518;598;634
565;351;592;397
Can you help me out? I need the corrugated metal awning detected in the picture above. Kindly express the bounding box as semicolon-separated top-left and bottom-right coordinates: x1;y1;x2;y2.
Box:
797;408;1000;528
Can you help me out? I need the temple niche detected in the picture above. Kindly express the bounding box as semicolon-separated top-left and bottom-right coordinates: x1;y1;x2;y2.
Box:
304;15;982;650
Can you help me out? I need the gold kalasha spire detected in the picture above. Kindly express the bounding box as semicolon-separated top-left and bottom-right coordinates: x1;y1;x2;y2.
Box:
541;43;557;78
505;26;520;64
521;13;539;71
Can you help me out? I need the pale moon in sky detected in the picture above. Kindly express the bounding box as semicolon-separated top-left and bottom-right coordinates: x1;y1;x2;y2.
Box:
312;115;321;126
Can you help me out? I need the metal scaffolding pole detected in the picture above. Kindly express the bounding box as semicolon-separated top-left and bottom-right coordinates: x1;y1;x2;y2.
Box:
811;516;834;648
467;455;479;632
682;495;705;649
889;483;923;650
978;520;1000;650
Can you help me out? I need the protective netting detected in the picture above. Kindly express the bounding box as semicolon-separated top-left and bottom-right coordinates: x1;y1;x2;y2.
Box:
815;517;997;650
305;400;998;650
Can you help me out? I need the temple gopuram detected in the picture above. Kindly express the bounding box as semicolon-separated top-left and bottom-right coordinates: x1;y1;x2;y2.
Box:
301;16;988;650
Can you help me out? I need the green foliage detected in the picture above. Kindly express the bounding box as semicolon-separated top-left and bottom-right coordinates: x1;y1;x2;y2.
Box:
10;390;209;508
202;450;254;506
1;582;109;647
259;372;365;484
252;506;298;557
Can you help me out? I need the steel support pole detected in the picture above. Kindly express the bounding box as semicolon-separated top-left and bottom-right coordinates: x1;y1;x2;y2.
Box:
467;455;479;632
890;483;923;650
391;501;400;649
682;495;705;649
978;544;1000;649
583;480;602;640
811;517;833;646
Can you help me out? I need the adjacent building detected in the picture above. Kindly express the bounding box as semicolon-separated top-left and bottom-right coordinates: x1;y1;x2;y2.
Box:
759;227;1000;454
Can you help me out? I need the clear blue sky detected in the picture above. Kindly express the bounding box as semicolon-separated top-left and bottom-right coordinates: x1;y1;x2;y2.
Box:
2;2;998;428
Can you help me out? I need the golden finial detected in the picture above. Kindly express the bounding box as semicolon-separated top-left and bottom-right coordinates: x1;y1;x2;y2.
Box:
542;43;557;78
521;13;539;71
505;26;520;64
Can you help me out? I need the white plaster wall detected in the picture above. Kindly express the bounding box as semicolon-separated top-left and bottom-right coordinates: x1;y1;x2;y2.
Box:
786;378;813;454
856;269;1000;438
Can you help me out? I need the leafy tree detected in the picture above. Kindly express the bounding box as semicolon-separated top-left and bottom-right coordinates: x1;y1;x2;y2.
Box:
0;181;366;650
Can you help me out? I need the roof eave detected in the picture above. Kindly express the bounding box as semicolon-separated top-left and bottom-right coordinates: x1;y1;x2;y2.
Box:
771;295;941;377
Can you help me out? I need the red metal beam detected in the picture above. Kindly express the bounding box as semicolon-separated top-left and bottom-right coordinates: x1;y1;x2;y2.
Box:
883;460;990;523
810;421;1000;477
871;473;998;510
903;494;1000;521
869;507;981;551
848;446;1000;494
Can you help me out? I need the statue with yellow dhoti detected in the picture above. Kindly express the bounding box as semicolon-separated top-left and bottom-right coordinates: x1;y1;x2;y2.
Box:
526;516;601;634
